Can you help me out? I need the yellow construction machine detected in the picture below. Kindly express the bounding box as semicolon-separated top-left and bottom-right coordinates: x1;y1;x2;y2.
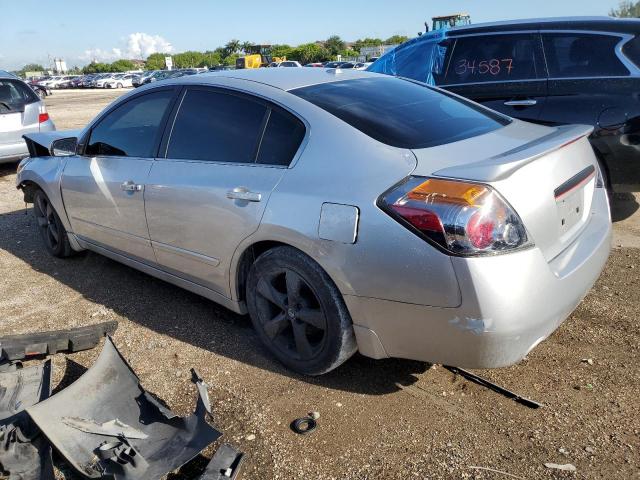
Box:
235;45;286;69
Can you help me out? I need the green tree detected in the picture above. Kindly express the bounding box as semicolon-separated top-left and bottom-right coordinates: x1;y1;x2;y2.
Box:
82;62;111;74
110;59;136;72
385;35;409;45
270;44;292;59
325;35;345;55
610;0;640;16
199;51;222;67
352;37;383;52
223;53;240;66
241;41;253;53
289;43;330;64
145;53;171;70
225;39;241;56
173;51;205;68
20;63;45;73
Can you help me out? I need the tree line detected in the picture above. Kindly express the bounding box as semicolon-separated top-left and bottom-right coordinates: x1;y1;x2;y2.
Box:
15;34;410;76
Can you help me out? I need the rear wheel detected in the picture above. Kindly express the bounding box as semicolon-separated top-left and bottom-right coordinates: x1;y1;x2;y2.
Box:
117;83;123;88
33;190;73;258
246;247;357;375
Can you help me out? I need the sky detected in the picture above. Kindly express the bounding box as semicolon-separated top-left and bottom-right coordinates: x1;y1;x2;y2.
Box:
0;0;623;70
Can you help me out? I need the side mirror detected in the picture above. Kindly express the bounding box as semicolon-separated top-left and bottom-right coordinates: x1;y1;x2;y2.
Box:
51;137;78;157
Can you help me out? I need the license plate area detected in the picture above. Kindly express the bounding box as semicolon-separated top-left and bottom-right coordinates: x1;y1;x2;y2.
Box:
556;187;585;236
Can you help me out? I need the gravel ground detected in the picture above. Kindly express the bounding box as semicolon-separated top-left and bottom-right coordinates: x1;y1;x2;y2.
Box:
0;90;638;479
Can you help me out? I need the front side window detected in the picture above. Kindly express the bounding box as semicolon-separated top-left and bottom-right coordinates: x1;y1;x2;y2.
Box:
443;34;542;84
167;89;267;163
292;77;508;149
86;89;174;157
542;33;629;78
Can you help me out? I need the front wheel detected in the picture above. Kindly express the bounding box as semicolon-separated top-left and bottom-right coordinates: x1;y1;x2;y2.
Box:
33;190;73;258
246;247;357;375
117;83;123;88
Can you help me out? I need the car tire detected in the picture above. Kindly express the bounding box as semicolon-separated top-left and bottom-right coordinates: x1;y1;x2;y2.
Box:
246;246;357;375
33;190;73;258
117;83;123;88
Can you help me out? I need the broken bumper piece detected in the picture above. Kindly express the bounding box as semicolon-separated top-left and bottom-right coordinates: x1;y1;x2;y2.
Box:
0;321;118;363
26;337;221;479
199;443;245;480
0;360;54;480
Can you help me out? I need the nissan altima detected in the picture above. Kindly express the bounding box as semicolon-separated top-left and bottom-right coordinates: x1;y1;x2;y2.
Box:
16;69;611;375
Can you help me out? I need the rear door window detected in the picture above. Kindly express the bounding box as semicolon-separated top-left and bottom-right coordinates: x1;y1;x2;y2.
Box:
622;35;640;69
86;89;175;157
256;108;306;166
443;33;542;84
542;33;629;78
291;76;508;149
0;79;39;111
166;88;267;163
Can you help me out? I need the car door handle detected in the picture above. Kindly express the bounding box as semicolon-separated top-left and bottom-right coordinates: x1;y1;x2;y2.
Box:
226;187;262;202
504;99;537;107
121;181;143;192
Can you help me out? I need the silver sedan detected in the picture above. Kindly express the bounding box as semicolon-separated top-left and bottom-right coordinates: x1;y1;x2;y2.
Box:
16;69;611;375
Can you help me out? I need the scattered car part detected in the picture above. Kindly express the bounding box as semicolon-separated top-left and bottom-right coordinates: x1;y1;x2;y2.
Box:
444;365;543;409
199;443;245;480
0;360;54;480
62;417;148;439
290;416;317;435
26;337;221;479
0;321;118;363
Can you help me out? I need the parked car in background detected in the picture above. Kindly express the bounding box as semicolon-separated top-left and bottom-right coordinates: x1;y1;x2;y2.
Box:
29;83;51;99
38;76;63;88
0;70;55;163
324;61;342;68
354;62;373;70
142;70;170;85
305;63;324;67
372;17;640;192
267;61;280;68
104;74;136;89
278;61;302;68
132;71;157;87
17;69;610;376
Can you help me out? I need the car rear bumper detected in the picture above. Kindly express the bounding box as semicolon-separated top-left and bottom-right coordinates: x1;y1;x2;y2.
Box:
0;140;29;164
347;188;612;368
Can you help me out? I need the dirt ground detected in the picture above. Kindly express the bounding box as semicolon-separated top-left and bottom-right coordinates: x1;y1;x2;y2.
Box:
0;89;638;479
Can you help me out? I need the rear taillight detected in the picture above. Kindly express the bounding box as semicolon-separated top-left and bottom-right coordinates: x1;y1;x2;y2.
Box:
379;177;531;256
38;105;49;123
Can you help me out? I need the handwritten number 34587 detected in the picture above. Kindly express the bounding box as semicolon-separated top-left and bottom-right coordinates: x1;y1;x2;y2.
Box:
455;58;514;76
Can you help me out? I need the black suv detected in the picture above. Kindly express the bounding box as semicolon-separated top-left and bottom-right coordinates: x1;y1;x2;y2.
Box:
378;18;640;192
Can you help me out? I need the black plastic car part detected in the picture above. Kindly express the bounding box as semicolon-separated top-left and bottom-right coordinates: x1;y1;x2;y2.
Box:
0;360;54;480
0;321;118;363
26;337;221;479
199;443;245;480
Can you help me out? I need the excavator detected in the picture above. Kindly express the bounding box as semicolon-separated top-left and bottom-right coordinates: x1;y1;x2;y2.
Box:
235;45;286;69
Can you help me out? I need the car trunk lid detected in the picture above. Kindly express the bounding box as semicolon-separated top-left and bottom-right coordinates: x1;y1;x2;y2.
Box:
0;101;40;145
410;121;599;262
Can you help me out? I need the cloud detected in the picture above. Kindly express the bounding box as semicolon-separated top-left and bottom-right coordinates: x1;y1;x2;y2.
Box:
81;33;172;62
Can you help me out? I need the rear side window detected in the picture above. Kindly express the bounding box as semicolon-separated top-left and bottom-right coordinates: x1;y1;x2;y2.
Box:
622;35;640;68
167;89;267;163
443;34;542;84
256;108;306;166
86;89;174;157
0;79;39;110
542;33;629;78
291;77;508;149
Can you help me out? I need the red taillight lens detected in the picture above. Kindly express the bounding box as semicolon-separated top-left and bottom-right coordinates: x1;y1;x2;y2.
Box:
379;177;531;256
38;112;49;123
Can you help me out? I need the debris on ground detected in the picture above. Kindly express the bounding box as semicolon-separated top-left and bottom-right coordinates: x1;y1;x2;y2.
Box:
544;462;577;472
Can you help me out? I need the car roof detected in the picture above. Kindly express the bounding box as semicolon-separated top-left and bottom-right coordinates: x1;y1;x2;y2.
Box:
176;67;376;91
449;16;640;35
0;70;20;80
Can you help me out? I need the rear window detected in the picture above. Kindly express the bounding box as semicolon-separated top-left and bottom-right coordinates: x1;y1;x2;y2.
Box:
623;35;640;68
291;77;508;149
542;33;629;78
0;79;39;110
